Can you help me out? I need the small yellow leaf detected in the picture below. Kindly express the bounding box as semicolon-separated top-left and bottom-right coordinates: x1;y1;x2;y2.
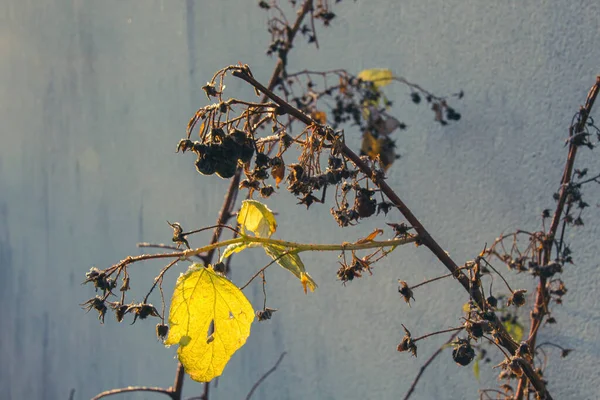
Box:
360;132;396;171
166;264;254;382
503;320;525;343
238;200;277;238
311;110;327;124
264;244;317;292
357;68;393;88
198;120;205;138
473;358;480;381
271;163;286;188
220;241;257;262
357;228;383;244
462;302;472;313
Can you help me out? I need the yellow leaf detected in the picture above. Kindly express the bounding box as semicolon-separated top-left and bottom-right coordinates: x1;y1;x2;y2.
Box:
264;244;317;292
271;163;286;189
360;132;396;171
357;68;393;88
356;228;383;244
311;110;327;124
503;320;525;343
473;358;480;381
165;264;254;382
220;241;257;262
238;200;277;238
462;302;473;313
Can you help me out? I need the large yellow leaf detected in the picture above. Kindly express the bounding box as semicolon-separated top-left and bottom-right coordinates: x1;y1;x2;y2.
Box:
165;264;254;382
264;244;317;293
357;68;393;88
238;200;277;238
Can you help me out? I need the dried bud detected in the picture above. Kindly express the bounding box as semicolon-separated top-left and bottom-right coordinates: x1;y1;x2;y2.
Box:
398;281;415;306
507;289;527;307
397;325;417;357
465;321;485;339
156;323;169;340
256;307;278;321
486;295;498;308
115;304;128;323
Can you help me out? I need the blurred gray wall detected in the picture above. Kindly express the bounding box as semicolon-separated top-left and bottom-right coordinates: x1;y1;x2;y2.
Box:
2;1;600;399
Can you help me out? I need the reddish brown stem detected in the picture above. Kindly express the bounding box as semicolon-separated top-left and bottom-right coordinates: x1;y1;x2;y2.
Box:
514;76;600;400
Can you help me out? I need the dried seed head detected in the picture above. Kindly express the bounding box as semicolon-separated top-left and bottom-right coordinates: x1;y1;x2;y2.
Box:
156;323;169;341
486;295;498;308
508;289;527;307
452;338;475;366
397;325;417;357
256;307;277;321
398;280;415;306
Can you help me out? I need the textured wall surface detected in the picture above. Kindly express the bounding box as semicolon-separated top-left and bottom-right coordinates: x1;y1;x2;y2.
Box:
2;1;600;399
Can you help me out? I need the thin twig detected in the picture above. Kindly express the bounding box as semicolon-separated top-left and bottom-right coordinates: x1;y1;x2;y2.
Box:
403;330;461;400
91;386;173;400
413;327;463;343
245;352;287;400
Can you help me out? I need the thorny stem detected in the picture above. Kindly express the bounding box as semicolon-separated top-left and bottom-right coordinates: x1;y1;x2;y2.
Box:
515;76;600;400
231;66;554;399
403;330;461;400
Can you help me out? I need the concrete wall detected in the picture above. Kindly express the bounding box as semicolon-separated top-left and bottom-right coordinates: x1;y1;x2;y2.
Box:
2;1;599;399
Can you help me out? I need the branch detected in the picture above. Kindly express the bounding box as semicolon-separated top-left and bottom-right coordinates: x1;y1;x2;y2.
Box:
91;386;174;400
231;66;554;399
514;75;600;400
245;352;287;400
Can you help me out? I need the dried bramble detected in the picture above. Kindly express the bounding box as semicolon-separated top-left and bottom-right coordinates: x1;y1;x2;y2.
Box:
452;338;475;366
397;325;417;357
82;296;108;323
156;323;169;341
195;153;217;176
465;320;486;339
398;280;415;306
255;152;271;169
126;303;160;324
215;157;238;179
354;188;376;218
256;307;277;321
83;267;117;293
114;304;128;323
486;295;498;308
507;289;527;307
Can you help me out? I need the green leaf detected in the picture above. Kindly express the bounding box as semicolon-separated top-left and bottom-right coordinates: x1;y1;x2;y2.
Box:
264;244;317;293
357;68;393;88
165;264;254;382
238;200;277;238
503;320;525;343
